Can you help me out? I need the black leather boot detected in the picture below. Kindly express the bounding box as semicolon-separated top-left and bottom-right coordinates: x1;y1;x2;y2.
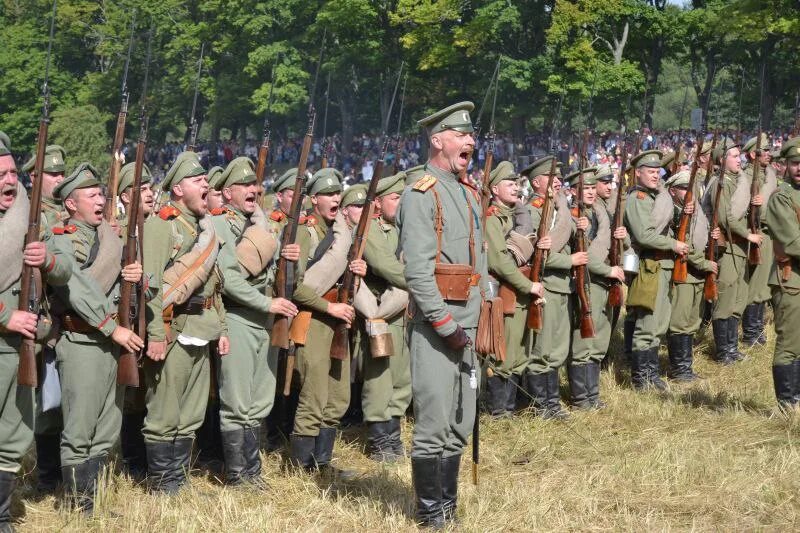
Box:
741;303;760;346
62;460;96;514
772;364;797;410
546;370;569;419
411;456;444;529
388;417;405;458
668;334;698;382
525;372;549;416
34;433;62;493
146;441;179;494
367;421;397;462
793;360;800;404
567;364;591;410
289;435;316;470
242;426;265;488
315;427;357;479
120;412;147;480
440;454;461;524
221;429;247;485
505;375;520;412
485;375;510;418
712;319;735;365
630;349;649;390
646;347;667;391
623;318;635;366
173;438;194;490
0;471;15;533
586;362;605;409
727;317;745;361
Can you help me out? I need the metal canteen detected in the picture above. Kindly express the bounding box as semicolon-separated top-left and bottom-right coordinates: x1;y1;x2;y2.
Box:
623;249;640;274
486;278;500;299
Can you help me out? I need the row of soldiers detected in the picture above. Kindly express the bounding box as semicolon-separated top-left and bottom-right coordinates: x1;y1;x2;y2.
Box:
1;96;800;530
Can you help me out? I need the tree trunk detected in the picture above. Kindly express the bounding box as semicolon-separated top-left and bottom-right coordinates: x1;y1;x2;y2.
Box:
339;94;354;158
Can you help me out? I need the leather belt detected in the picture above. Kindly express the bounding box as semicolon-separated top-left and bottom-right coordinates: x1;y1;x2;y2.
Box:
61;313;118;333
641;250;673;261
175;295;214;315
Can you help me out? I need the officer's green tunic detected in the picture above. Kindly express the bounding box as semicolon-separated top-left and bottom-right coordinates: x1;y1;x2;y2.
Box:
142;204;226;443
292;217;351;436
714;171;750;320
0;223;70;472
743;164;774;304
397;164;487;459
527;195;575;374
624;187;676;351
360;216;411;422
212;207;278;432
765;181;800;366
485;204;530;377
50;221;125;466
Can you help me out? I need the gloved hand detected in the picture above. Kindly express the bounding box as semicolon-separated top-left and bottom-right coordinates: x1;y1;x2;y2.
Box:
442;325;470;351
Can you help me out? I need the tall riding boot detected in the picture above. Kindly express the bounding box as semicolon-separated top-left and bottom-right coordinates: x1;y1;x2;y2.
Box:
289;435;316;470
727;317;745;361
525;372;549;416
411;456;444;529
172;438;194;491
505;375;520;413
34;433;62;493
711;319;734;365
586;362;605;408
120;412;147;480
623;318;635;367
630;349;649;390
242;426;265;488
741;303;760;346
388;417;405;458
546;370;569;419
756;302;768;345
440;454;461;523
220;429;247;485
793;360;800;404
567;364;591;410
146;441;180;495
646;347;667;391
485;375;510;418
366;421;396;462
668;334;698;382
772;364;797;410
315;427;356;478
62;460;96;514
0;471;15;533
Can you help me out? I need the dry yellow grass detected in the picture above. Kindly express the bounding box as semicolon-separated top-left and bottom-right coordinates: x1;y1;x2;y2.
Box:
12;323;800;532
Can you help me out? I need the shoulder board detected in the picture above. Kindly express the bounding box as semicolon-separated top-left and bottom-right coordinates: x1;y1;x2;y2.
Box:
52;224;77;235
530;197;544;208
158;206;180;220
209;207;227;216
269;210;285;222
485;205;499;217
570;207;580;217
305;214;317;226
412;175;437;192
636;191;647;200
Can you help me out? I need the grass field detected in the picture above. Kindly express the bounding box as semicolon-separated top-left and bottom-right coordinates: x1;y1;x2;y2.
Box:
12;323;800;532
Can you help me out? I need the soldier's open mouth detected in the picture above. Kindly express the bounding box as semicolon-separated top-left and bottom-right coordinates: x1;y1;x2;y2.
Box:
458;151;470;165
245;194;256;202
201;192;208;201
1;187;15;199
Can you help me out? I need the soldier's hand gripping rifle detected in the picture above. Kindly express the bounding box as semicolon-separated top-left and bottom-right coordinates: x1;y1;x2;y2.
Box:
117;27;153;387
17;0;57;387
186;43;205;152
329;61;405;360
103;13;136;223
672;133;705;283
607;139;630;308
573;129;595;339
526;157;557;332
703;131;721;302
256;54;278;209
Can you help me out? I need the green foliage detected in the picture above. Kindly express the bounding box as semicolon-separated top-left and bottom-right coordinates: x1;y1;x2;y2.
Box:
49;105;113;177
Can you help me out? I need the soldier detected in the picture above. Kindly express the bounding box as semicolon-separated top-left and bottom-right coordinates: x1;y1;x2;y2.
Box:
740;133;776;347
359;172;412;460
117;161;156;229
288;167;364;472
765;137;800;409
0;132;71;530
23;144;69;493
665;170;718;381
48;164;146;514
142;151;228;494
567;167;627;408
340;184;367;227
624;150;690;390
397;102;487;528
268;167;300;230
483;162;546;417
520;156;588;418
210;157;299;486
771;148;786;178
707;139;760;364
206;166;225;214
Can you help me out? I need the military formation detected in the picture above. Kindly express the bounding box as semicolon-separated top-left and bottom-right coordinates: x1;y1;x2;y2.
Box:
3;70;800;530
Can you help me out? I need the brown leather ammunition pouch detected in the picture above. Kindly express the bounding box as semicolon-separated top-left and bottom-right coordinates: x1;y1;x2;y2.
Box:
289;311;313;346
430;187;479;303
61;313;95;334
498;265;531;315
366;318;394;358
476;297;506;361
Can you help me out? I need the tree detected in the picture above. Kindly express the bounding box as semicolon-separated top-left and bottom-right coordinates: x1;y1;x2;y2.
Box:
49;105;113;175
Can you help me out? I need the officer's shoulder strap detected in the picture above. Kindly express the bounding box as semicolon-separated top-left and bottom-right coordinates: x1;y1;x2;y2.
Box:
412;175;437;192
52;224;77;235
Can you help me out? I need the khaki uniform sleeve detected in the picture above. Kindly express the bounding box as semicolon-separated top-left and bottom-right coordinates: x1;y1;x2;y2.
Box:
625;195;675;251
212;216;271;313
767;191;800;259
719;178;750;239
363;220;406;289
142;217;171;342
292;225;329;313
486;215;531;294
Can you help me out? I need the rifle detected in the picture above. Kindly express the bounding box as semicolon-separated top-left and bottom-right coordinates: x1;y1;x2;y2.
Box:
256;54;278;208
186;43;205;152
392;72;408;174
272;31;326;393
320;70;332;169
607;139;630;308
103;12;136;223
671;132;705;283
329;61;405;360
703;131;721;302
117;27;153;387
574;129;595;339
748;62;767;266
18;0;57;387
526;157;557;331
478;59;500;229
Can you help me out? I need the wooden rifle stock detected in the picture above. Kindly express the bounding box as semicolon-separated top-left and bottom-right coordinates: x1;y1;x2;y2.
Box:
607;140;630;308
573;130;595;339
671;134;705;283
747;129;763;265
703;132;721;301
526;159;557;331
255;134;270;208
271;112;315;350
